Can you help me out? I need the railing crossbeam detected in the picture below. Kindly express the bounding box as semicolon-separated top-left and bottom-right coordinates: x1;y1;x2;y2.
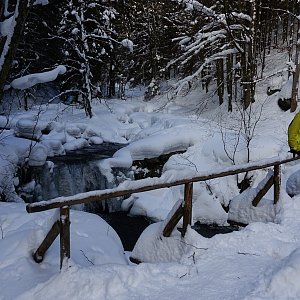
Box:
252;175;274;207
33;220;60;263
163;202;184;237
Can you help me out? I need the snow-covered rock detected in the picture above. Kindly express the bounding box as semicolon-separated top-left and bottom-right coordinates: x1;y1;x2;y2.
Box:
15;118;43;140
286;169;300;197
28;143;48;166
122;188;180;222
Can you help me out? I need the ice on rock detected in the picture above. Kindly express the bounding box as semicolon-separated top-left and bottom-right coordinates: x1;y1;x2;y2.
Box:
63;138;89;152
28;143;48;166
15;118;42;140
66;125;81;138
0;115;9;128
41;139;65;156
88;136;103;145
42;129;67;145
286;169;300;197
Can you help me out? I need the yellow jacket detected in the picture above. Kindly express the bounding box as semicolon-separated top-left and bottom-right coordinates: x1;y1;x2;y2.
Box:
288;112;300;151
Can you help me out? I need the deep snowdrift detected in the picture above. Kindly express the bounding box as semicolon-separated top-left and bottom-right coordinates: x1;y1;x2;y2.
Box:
1;49;300;299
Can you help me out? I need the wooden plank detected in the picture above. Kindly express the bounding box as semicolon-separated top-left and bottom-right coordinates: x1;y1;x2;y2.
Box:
252;175;274;207
162;203;184;237
274;165;281;204
181;182;193;237
60;206;70;270
33;221;60;263
26;156;300;213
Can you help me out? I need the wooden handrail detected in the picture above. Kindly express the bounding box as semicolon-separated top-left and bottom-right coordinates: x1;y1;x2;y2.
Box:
27;154;300;269
26;155;299;213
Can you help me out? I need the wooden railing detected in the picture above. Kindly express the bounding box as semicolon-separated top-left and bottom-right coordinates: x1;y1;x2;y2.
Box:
26;155;299;269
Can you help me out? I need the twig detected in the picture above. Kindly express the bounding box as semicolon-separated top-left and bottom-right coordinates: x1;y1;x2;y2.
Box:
237;251;260;256
178;155;199;173
0;224;3;239
175;239;208;251
188;251;196;264
179;273;187;278
80;249;94;265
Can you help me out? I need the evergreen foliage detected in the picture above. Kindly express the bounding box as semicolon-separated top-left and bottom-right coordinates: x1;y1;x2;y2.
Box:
0;0;299;112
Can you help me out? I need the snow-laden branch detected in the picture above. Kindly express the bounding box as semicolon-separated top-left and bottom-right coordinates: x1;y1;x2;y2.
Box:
260;6;299;19
178;0;215;17
8;65;66;90
172;47;238;95
0;0;18;69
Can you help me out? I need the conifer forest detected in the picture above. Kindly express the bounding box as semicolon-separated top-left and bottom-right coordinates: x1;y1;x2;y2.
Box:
1;1;300;115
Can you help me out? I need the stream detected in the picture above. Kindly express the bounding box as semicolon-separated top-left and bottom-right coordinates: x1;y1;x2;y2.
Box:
18;142;240;251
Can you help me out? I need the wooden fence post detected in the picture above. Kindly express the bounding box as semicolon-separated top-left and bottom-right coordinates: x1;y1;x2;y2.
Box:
60;206;70;270
181;182;193;237
274;165;281;204
33;221;60;263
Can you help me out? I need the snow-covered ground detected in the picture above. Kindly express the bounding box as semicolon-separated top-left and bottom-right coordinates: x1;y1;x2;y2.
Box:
1;50;300;299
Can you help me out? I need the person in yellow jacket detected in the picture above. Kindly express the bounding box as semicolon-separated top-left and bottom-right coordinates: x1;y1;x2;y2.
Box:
288;111;300;156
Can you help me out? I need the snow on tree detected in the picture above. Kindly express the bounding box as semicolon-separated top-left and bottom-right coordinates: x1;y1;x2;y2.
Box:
0;0;49;103
57;0;126;116
116;0;187;95
168;0;300;111
9;65;66;90
167;1;257;109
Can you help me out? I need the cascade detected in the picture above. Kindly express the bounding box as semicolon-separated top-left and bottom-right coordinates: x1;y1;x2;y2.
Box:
18;143;129;212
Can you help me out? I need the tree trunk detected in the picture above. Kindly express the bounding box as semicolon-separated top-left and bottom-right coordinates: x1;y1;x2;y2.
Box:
80;4;93;118
290;16;300;112
108;61;116;98
226;53;233;112
0;0;6;54
216;58;224;105
243;0;257;110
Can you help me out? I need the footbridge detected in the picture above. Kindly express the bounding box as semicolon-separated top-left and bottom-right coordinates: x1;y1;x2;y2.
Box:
26;155;300;269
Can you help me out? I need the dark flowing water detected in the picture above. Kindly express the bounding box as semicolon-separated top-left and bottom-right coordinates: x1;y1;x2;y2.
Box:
192;222;241;238
51;142;126;163
99;213;241;251
99;212;152;251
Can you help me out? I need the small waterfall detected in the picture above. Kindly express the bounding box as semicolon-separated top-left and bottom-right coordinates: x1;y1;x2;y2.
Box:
17;143;130;212
30;159;131;212
33;160;105;204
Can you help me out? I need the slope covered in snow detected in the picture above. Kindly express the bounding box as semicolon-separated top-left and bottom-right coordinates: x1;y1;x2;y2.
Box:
1;48;300;299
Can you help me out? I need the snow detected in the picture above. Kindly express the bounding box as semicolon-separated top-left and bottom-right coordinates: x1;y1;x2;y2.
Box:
121;38;134;53
15;118;43;140
286;169;300;197
0;202;126;300
33;0;49;5
10;65;66;90
122;188;180;222
0;15;13;37
63;138;89;152
98;124;207;182
2;48;300;299
278;78;292;100
269;73;283;91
